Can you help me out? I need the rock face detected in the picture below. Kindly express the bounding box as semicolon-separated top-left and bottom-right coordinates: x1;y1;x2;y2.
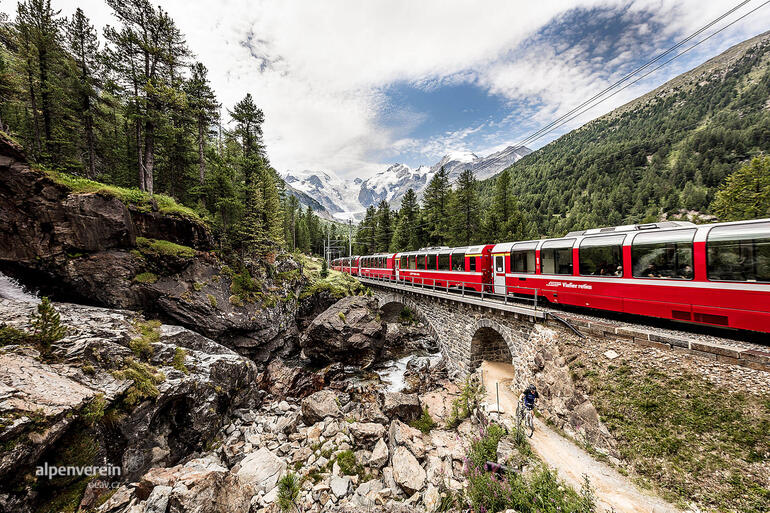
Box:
300;296;385;367
237;447;287;495
0;297;260;508
382;392;422;421
391;446;426;494
0;134;312;364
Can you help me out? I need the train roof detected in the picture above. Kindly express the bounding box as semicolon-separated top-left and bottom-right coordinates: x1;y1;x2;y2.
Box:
395;244;488;256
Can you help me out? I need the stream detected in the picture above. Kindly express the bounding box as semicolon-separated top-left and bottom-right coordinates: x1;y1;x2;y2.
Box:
375;351;442;393
0;272;38;302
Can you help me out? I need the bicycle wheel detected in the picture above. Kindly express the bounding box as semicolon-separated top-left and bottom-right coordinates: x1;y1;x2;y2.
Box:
526;411;534;438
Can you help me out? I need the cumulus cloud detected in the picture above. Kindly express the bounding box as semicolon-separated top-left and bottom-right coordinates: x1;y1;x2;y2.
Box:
9;0;770;177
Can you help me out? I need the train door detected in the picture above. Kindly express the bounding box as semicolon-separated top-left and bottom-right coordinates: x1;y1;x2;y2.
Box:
493;254;506;294
395;255;400;281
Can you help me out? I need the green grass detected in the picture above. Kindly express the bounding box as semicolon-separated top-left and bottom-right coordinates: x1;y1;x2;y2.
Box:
447;377;483;429
81;393;107;426
136;237;195;259
409;408;437;434
129;320;160;359
43;169;204;225
0;323;32;346
112;358;165;407
207;294;218;308
132;272;158;284
574;359;770;512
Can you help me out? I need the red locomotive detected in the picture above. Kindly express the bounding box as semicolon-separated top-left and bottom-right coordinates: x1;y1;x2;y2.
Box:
335;218;770;334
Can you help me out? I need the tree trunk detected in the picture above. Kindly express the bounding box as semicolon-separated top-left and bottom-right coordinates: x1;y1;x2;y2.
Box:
26;66;41;157
198;116;205;185
38;47;52;155
143;119;154;195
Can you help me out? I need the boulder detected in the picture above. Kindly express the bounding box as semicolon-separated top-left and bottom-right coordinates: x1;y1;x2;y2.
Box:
300;296;385;367
369;438;389;468
382;392;421;421
301;389;342;424
237;447;286;494
388;420;426;459
348;422;386;447
330;475;351;498
391;446;426;495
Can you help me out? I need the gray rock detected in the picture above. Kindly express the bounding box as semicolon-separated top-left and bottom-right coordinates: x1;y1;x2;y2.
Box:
237;447;286;494
301;389;341;424
391;446;426;495
144;485;172;513
348;422;386;447
369;438;389;468
382;392;422;421
330;475;351;498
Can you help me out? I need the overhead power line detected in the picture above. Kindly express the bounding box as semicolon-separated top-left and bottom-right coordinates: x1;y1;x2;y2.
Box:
511;0;769;151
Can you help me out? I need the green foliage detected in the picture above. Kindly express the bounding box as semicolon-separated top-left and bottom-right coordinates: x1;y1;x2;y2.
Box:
711;156;770;221
228;267;263;303
298;266;368;300
0;323;32;346
136;237;196;259
461;423;594;513
575;358;770;512
129;320;160;359
113;358;165;407
81;393;107;426
449;169;481;247
172;347;189;374
447;377;483;429
338;311;346;322
320;258;329;278
423;166;451;245
390;188;421;251
277;472;300;512
409;408;437;434
31;297;66;354
398;305;417;325
207;293;218;308
133;272;158;284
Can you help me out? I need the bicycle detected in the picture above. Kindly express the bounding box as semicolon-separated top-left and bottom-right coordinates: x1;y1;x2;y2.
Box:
516;399;535;438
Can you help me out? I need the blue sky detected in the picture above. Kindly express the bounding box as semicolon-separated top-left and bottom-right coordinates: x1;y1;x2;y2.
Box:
16;0;770;178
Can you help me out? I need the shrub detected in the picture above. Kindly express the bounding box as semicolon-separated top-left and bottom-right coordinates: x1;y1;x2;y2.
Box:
207;294;218;308
467;422;506;469
399;306;417;325
320;259;329;278
447;377;483;428
172;347;189;374
338;312;346;322
0;323;32;346
82;394;107;426
410;408;437;434
277;472;300;512
113;359;165;407
31;297;66;354
129;320;160;359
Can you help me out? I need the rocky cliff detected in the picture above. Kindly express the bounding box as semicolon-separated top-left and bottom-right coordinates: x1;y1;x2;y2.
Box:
0;132;320;364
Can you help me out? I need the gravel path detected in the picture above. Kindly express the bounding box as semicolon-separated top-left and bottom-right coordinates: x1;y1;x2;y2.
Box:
480;361;683;513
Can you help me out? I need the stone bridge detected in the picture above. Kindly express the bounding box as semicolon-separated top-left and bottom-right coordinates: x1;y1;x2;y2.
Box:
372;286;561;390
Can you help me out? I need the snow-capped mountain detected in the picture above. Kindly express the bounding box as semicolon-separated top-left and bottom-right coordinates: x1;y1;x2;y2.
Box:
283;144;532;220
283;170;363;219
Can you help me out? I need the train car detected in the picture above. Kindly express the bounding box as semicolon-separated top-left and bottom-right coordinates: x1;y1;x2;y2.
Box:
340;256;360;275
359;253;397;280
331;258;342;272
394;245;494;293
490;218;770;333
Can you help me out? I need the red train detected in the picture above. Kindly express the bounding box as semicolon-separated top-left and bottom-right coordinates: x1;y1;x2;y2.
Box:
331;218;770;334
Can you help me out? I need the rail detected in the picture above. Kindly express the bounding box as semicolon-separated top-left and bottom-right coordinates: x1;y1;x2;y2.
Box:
353;272;548;320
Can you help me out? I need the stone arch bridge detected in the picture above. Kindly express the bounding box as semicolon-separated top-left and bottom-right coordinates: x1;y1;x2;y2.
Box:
371;282;564;391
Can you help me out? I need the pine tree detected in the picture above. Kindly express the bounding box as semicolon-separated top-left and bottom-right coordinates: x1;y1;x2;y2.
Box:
31;296;66;354
423;166;450;245
711;156;770;221
229;93;265;185
65;8;100;177
185;62;218;186
449;169;480;246
238;180;266;256
391;188;421;251
484;168;526;242
355;205;377;254
375;200;393;252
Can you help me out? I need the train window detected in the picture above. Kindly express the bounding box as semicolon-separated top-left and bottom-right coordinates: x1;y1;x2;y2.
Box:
415;254;425;270
494;255;504;273
452;253;466;271
511;242;537;273
707;222;770;282
632;229;695;280
438;253;450;270
426;254;437;270
541;239;574;275
579;235;625;277
408;255;416;269
400;255;407;268
469;256;477;272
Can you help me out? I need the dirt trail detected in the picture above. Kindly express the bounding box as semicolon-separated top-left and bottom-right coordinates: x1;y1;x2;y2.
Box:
480;361;682;513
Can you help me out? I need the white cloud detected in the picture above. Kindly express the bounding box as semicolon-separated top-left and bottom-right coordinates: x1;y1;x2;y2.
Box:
7;0;770;178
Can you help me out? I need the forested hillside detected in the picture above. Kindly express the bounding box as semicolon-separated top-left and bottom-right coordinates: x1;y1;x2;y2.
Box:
480;30;770;237
0;0;343;258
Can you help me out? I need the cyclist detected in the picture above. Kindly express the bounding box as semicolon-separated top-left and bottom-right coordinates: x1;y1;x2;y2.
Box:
519;384;539;412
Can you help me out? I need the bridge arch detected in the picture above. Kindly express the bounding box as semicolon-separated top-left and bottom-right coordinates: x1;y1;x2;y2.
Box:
375;293;441;349
469;319;516;370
